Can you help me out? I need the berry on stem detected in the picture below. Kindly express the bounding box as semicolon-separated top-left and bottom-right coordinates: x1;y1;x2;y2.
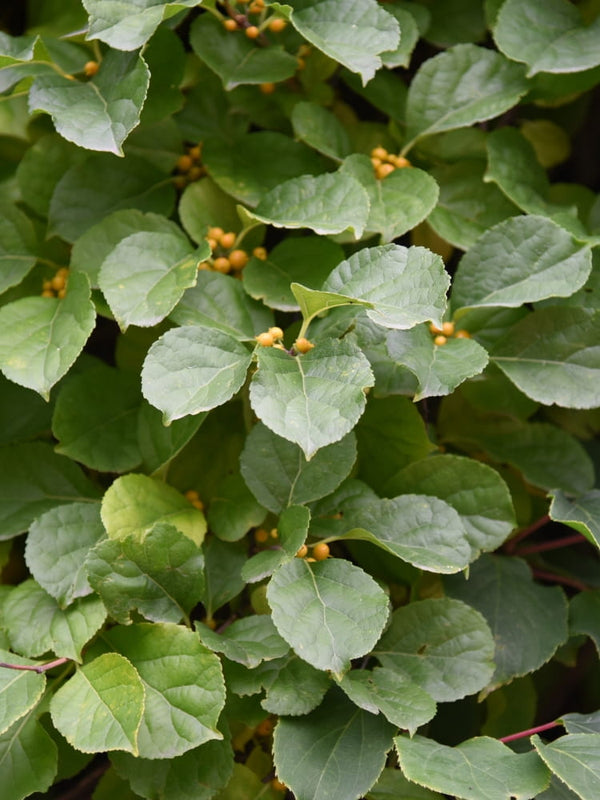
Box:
228;249;249;270
434;335;448;346
455;329;471;339
312;542;330;561
84;61;99;77
213;257;232;274
223;18;238;30
268;17;287;32
219;231;236;249
253;246;268;260
245;25;260;39
294;337;314;354
296;544;308;558
260;82;276;94
254;528;269;544
256;331;275;347
268;327;284;341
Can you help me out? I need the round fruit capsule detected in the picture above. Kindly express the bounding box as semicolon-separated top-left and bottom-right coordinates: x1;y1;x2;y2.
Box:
219;231;236;249
268;326;284;340
228;249;249;270
256;331;275;347
294;337;314;353
312;542;330;560
252;246;268;260
84;60;99;77
433;335;448;346
455;329;471;339
371;146;388;160
223;18;238;30
268;17;287;32
213;257;231;274
254;528;269;544
245;25;260;39
296;544;308;558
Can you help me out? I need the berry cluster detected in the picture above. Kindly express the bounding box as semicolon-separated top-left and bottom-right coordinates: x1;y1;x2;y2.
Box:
184;489;205;510
429;321;471;346
253;526;279;544
370;146;411;180
41;267;69;299
295;541;330;562
173;144;205;189
255;329;315;355
198;227;261;275
221;0;287;38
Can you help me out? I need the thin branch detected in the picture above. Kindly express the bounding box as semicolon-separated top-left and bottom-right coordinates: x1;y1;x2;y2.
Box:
516;533;588;556
531;568;589;592
504;515;551;553
500;720;562;743
0;657;70;674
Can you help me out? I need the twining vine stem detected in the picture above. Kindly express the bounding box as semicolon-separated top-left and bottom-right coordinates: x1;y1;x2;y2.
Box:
499;720;562;743
0;657;70;674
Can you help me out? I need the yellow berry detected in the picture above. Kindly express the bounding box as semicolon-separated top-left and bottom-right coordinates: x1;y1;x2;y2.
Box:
219;231;236;249
429;323;444;335
260;82;276;94
442;321;455;337
269;527;279;539
213;256;232;274
245;25;260;39
51;274;66;291
42;280;53;291
296;544;308;558
192;499;204;510
252;246;268;260
387;154;411;168
376;163;395;179
208;226;225;240
176;154;193;173
228;249;249;270
188;165;204;181
84;60;99;77
203;617;217;630
254;528;269;544
268;17;287;32
185;489;200;502
41;289;55;298
249;0;265;11
188;145;201;161
256;331;275;347
294;337;314;354
370;157;382;168
455;329;471;339
434;335;448;346
57;288;67;299
268;327;284;341
197;261;211;270
223;18;238;30
206;237;219;252
371;146;388;160
313;542;330;561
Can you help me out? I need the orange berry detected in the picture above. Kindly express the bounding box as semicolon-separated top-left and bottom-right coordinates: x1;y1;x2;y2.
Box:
173;175;187;190
296;544;308;558
269;527;278;539
245;25;260;39
294;337;314;354
223;18;238;30
57;288;67;299
219;231;236;249
312;542;330;561
268;327;284;341
255;718;274;737
213;256;232;274
51;274;66;291
42;280;53;291
442;321;455;336
370;157;382;168
176;154;193;172
260;82;276;94
376;163;395;179
252;246;268;260
188;145;201;161
192;499;204;510
228;249;249;270
429;323;444;335
203;617;217;630
56;267;69;277
268;17;287;32
208;226;225;240
41;289;55;298
256;331;275;347
254;528;269;544
84;61;99;77
296;57;306;70
197;261;211;270
455;329;471;339
371;146;388;160
434;335;448;346
206;238;218;252
185;489;200;502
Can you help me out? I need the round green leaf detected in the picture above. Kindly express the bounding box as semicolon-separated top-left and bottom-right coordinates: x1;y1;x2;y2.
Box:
178;177;240;245
50;652;145;755
25;502;105;607
291;101;351;161
373;597;495;701
273;687;395;800
207;473;266;543
141;326;253;424
103;623;225;759
198;615;289;669
262;655;331;717
532;734;600;800
249;339;373;459
84;0;198;50
0;648;46;736
0;712;58;800
267;557;390;675
0;201;37;295
550;489;600;550
322;244;449;331
240;422;357;513
0;270;95;399
137;400;206;475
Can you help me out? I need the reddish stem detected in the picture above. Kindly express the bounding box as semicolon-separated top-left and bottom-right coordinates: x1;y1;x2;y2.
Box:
531;568;589;592
0;657;69;674
500;720;562;743
516;533;587;556
504;515;550;553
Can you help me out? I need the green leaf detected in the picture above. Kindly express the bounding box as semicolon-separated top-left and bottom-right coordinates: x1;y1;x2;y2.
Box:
202;132;326;208
404;44;527;151
251;171;370;238
385;454;516;558
338;667;436;735
0;649;46;736
491;307;600;409
71;209;179;287
111;737;234;800
533;734;600;800
340;154;440;243
0;441;100;541
85;522;205;625
29;50;150;156
137;400;205;475
291;101;351;161
262;655;331;716
423;0;486;46
202;537;247;618
373;597;495;701
563;711;600;735
550;489;600;550
452;216;592;313
570;591;600;655
386;325;489;401
190;14;297;90
198;615;289;669
396;734;550;800
241;505;310;583
445;555;568;688
366;768;444;800
101;474;207;545
270;0;400;84
25;502;106;607
50;652;145;754
170;271;272;342
273;687;395;800
267;557;389;675
291;283;373;327
49;153;175;243
3;579;106;661
102;623;225;759
178;177;240;246
242;235;344;312
0;201;37;295
494;0;600;77
0;710;58;800
428;160;520;251
207;474;266;543
249;339;374;459
381;6;420;69
141;326;253;424
322;244;450;331
98;228;204;331
52;364;142;473
0;270;95;399
240;423;357;513
83;0;198;50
